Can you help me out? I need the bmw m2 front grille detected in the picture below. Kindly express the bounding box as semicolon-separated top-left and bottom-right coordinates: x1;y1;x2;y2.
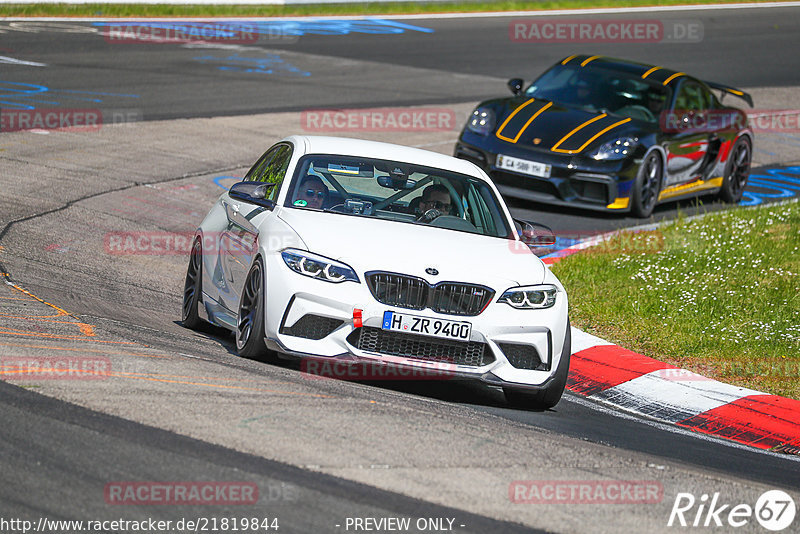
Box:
347;327;493;367
366;271;494;317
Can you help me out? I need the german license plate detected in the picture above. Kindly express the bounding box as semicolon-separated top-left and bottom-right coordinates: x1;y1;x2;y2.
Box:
497;154;551;178
382;311;471;342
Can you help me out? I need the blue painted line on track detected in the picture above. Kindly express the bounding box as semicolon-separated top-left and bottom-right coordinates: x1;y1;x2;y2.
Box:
214;176;240;190
91;19;434;37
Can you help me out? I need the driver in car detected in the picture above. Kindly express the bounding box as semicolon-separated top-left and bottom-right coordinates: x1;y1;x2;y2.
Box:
416;184;453;222
298;176;328;209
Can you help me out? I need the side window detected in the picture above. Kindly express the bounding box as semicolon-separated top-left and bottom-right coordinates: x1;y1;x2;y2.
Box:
699;85;718;110
675;82;707;112
244;143;293;201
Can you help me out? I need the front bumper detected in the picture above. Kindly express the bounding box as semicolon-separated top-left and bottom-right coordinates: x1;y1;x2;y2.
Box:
262;253;569;389
455;138;639;212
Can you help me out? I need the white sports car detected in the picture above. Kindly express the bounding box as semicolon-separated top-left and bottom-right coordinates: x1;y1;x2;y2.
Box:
182;136;571;408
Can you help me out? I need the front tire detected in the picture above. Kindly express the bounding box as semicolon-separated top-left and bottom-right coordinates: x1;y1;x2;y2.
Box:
718;136;751;204
236;257;270;360
181;238;205;330
503;322;571;410
631;151;663;218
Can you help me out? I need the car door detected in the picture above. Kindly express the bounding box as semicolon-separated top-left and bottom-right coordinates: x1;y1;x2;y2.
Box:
221;143;293;305
663;80;714;187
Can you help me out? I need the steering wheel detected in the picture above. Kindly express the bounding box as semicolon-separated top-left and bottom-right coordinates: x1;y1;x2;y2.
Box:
416;208;443;224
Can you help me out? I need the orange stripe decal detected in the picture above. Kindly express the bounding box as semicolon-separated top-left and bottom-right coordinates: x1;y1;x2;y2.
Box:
574;118;632;154
496;99;536;143
509;102;553;144
561;55;578;66
551;114;607;153
641;66;661;79
581;55;601;67
663;72;685;86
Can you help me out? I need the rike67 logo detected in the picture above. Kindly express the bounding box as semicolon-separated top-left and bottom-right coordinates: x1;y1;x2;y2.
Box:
668;490;796;531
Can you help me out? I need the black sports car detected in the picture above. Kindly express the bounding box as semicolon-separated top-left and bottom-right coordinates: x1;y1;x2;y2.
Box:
455;55;754;217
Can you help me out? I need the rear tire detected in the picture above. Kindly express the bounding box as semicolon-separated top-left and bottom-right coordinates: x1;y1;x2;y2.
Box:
631;151;663;218
181;238;205;330
718;136;751;204
503;322;571;410
236;258;269;360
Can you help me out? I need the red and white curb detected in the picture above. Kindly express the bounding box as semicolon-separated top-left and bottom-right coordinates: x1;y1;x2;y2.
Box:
568;328;800;455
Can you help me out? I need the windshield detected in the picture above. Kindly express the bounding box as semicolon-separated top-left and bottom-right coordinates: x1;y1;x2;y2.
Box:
285;155;513;238
525;64;672;124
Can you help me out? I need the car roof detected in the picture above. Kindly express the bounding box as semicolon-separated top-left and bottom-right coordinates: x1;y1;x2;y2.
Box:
560;54;692;87
283;135;486;179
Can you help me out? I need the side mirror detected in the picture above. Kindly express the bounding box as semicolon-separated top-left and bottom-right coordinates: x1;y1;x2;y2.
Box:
514;219;557;247
229;181;277;210
507;78;524;96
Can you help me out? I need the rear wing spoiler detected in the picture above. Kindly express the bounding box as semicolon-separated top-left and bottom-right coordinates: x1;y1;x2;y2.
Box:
705;81;753;107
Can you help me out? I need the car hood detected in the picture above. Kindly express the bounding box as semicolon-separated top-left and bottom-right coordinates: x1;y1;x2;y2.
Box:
486;97;643;154
276;208;546;290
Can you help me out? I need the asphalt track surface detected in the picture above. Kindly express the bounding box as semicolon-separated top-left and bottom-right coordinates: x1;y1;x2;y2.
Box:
1;5;800;534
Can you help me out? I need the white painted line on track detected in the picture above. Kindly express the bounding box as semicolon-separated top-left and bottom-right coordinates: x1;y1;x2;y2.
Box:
0;55;47;67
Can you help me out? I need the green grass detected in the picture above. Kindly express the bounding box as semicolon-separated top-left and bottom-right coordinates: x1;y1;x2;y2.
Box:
551;200;800;399
0;0;787;18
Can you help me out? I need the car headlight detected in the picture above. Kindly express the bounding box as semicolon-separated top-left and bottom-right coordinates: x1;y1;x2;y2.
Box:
498;284;557;309
590;137;638;160
281;249;359;283
466;107;495;135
